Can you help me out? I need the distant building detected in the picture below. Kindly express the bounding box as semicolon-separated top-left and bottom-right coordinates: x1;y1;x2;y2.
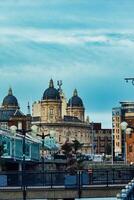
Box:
0;88;31;131
112;101;134;162
32;79;111;154
93;123;111;155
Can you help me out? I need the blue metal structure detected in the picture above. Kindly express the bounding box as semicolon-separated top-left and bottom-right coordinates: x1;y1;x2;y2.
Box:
0;129;59;162
0;129;41;161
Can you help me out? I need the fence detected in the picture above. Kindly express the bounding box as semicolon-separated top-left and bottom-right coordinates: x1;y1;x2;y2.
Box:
0;169;134;188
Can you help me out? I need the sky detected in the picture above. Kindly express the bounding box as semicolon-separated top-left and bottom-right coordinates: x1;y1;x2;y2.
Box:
0;0;134;128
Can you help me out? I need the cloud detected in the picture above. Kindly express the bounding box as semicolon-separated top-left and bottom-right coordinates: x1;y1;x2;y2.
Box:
0;0;134;128
1;27;134;47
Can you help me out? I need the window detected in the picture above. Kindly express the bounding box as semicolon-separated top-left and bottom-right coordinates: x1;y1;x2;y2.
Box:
50;108;53;115
116;142;120;147
0;122;8;129
129;145;132;152
18;122;22;129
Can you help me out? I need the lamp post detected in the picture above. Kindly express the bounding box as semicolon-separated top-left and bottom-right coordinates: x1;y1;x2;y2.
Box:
125;78;134;85
10;126;33;200
120;122;133;164
90;121;95;157
120;122;128;164
18;129;31;200
36;124;50;177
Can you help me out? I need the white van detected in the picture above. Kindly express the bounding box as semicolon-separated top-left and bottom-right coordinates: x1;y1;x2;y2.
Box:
93;154;103;162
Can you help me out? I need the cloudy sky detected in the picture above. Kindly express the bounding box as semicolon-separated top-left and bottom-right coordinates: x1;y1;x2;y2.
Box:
0;0;134;128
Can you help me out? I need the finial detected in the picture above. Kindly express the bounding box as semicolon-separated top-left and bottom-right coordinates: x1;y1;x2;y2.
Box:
73;88;78;97
8;87;13;95
57;80;62;90
49;79;54;88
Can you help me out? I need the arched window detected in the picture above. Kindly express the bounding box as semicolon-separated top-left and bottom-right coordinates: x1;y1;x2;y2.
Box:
49;108;53;115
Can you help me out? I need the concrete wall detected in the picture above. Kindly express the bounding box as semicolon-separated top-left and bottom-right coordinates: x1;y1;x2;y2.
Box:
0;185;124;199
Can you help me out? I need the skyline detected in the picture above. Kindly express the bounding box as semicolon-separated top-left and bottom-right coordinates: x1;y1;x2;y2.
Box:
0;0;134;128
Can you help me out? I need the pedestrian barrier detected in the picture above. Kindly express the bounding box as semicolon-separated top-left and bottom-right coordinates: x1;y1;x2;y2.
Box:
0;169;134;188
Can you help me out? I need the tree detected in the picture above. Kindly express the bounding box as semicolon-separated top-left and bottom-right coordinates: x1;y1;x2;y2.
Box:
61;139;85;172
61;140;73;156
72;139;83;154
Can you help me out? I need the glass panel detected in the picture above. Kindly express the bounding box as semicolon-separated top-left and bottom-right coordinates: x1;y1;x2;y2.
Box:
15;139;23;159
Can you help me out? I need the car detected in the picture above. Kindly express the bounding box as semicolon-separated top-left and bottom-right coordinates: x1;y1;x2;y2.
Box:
44;155;53;160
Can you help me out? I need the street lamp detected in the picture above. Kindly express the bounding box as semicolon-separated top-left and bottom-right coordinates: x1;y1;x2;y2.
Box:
90;121;95;157
120;122;132;164
10;126;34;200
36;123;51;183
125;78;134;85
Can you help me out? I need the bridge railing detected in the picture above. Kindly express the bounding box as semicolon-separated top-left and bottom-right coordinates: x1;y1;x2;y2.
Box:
0;169;134;188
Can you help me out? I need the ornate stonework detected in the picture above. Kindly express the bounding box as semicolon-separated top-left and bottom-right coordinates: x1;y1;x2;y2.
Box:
32;79;111;154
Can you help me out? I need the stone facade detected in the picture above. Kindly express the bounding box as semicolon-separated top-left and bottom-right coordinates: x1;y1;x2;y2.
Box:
32;79;111;154
40;100;62;123
33;121;91;154
66;107;85;122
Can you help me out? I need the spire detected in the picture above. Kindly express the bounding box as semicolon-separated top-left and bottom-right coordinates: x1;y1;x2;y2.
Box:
73;88;78;97
49;79;54;88
27;102;31;115
8;87;13;95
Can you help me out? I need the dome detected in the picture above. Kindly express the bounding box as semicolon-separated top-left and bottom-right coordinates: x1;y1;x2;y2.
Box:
43;79;60;100
67;89;84;107
2;88;19;107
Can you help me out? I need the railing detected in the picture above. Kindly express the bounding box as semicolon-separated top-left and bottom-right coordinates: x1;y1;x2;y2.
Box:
0;169;134;188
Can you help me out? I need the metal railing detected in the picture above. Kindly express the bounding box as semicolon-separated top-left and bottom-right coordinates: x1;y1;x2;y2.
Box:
0;169;134;188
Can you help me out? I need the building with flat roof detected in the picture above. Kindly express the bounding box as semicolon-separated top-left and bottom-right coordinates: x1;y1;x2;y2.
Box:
112;101;134;162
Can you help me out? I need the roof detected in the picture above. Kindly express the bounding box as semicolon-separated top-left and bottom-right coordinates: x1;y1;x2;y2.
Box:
2;88;19;108
0;108;25;121
64;115;82;123
43;79;60;100
67;89;84;107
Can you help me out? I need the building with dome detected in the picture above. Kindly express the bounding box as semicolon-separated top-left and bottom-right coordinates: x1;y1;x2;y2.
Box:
67;89;85;122
0;88;31;130
32;79;111;154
